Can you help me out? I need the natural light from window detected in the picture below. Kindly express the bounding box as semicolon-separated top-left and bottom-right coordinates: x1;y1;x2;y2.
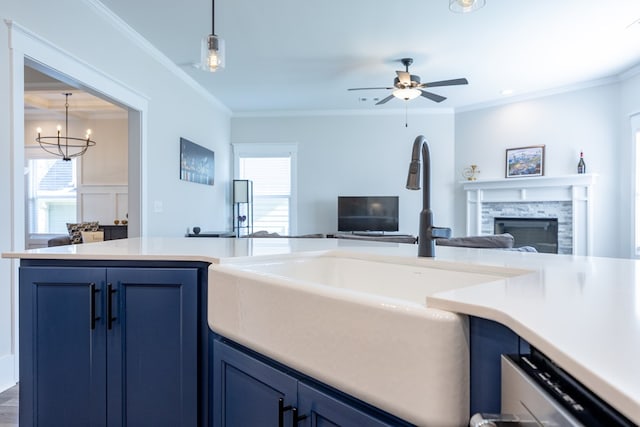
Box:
26;158;77;234
239;156;291;235
636;129;640;257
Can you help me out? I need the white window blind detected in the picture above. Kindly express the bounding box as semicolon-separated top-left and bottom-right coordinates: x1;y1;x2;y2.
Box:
239;156;291;235
233;143;297;235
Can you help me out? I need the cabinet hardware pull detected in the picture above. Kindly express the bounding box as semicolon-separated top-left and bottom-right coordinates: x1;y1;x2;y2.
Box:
89;283;100;330
292;407;307;426
278;398;293;427
107;283;117;330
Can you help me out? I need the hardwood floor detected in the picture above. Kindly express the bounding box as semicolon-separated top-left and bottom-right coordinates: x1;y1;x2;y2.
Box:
0;384;18;427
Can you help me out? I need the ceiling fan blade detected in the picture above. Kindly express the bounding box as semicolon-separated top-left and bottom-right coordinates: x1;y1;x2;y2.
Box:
375;94;395;105
396;71;411;85
420;90;446;103
348;87;394;91
421;78;469;88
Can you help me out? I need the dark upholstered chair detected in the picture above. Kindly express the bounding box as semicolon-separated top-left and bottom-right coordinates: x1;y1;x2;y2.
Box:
47;235;71;247
436;233;514;248
436;233;537;252
245;231;326;238
334;234;417;244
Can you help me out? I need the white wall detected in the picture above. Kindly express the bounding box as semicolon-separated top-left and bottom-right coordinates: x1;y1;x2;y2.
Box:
454;83;623;258
232;112;456;236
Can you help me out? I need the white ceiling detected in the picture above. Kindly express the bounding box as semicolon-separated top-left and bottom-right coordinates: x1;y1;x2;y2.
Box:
99;0;640;113
24;68;127;120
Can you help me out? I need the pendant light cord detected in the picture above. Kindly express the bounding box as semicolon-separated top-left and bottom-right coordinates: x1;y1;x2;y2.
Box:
211;0;216;34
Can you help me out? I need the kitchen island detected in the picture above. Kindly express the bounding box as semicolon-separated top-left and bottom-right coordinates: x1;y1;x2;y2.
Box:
3;237;639;426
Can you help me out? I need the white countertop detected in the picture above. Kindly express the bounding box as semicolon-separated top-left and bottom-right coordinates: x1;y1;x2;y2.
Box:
4;237;639;424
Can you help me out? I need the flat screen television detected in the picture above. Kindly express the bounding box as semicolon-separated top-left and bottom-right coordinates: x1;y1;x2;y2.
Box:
337;196;399;232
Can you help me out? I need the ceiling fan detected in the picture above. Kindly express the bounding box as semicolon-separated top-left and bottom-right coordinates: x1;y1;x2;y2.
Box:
348;58;469;105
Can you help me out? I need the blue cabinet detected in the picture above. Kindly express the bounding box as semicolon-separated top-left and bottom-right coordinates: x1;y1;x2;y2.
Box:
212;337;412;427
20;265;199;427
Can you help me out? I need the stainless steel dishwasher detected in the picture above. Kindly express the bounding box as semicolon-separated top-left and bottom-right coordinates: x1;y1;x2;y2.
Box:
470;348;636;426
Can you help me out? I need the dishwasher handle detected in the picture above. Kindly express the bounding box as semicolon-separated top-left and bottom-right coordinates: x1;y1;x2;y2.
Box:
469;413;539;427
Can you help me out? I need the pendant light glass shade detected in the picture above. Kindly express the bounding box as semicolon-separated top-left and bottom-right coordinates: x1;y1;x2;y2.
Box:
201;34;225;72
449;0;486;13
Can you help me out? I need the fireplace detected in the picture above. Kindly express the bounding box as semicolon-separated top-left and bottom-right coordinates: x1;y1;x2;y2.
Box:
494;217;558;253
463;174;596;255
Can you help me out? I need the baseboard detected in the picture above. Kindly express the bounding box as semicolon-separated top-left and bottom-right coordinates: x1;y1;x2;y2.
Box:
0;354;17;392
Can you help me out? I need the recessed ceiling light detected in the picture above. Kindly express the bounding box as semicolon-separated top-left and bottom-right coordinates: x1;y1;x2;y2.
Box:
501;89;514;96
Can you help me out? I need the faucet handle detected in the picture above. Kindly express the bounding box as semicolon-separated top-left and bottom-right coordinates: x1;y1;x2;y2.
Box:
431;227;452;239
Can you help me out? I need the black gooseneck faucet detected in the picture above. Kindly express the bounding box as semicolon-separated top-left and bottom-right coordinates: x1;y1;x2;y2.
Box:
406;135;451;257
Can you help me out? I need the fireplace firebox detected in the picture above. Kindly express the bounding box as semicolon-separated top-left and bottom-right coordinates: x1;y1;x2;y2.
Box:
494;217;559;254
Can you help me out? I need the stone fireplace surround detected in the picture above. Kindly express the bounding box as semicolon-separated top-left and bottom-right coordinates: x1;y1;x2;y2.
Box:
463;174;596;255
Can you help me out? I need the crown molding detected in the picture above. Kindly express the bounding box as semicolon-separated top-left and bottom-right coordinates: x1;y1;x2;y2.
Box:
619;62;640;81
456;61;640;114
455;75;620;113
83;0;231;116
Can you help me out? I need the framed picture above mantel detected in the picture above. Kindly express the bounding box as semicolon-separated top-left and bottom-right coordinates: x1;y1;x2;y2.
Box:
505;145;544;178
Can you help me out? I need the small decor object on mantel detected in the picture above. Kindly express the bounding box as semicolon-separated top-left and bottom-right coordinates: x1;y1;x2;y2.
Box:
577;151;586;174
462;164;480;181
505;145;545;178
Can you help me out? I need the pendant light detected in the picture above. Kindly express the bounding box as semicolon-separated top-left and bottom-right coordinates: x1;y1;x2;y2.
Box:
449;0;486;13
201;0;225;72
35;93;96;161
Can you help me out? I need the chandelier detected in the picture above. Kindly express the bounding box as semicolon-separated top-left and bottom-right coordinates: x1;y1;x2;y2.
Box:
36;92;96;161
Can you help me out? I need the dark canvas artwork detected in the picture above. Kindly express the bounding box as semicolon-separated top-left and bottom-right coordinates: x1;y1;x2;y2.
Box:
180;137;215;185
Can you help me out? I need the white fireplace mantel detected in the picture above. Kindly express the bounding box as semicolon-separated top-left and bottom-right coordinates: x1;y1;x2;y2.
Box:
463;174;597;255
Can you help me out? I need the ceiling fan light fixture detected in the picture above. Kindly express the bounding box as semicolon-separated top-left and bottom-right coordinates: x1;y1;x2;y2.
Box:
449;0;486;13
393;88;421;101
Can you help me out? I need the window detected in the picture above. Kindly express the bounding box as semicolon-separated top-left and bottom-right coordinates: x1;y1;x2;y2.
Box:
233;143;297;235
26;157;77;234
634;113;640;257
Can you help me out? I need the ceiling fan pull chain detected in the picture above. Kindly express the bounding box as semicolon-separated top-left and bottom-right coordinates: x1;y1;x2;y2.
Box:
405;102;408;127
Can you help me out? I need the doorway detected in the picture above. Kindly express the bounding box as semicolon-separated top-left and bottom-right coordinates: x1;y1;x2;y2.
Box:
24;66;130;249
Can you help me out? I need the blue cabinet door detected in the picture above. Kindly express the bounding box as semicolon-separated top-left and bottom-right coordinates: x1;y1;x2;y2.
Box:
297;383;401;427
106;268;198;427
212;338;412;427
213;339;298;427
19;266;107;427
20;265;200;427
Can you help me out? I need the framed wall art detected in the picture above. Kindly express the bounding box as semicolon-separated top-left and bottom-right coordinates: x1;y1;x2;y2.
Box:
505;145;544;178
180;137;215;185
